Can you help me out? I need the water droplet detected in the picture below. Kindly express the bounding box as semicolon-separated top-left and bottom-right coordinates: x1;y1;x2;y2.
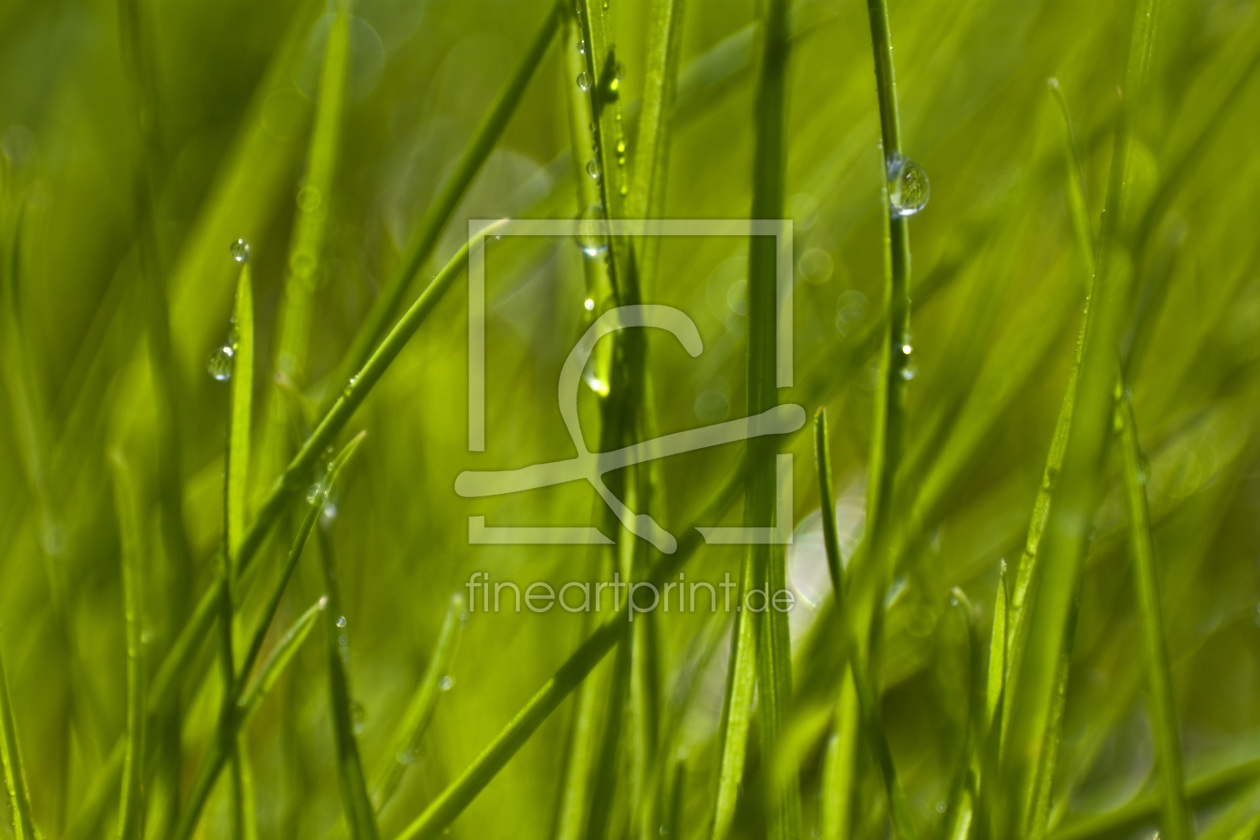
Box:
586;158;601;180
575;205;609;257
616;139;626;155
297;185;323;213
609;61;625;92
307;479;327;504
901;343;913;355
901;362;918;381
317;595;329;609
207;344;234;381
577;39;586;55
584;372;610;397
230;238;250;264
352;700;366;734
336;615;347;628
439;675;455;692
584;297;595;311
935;800;947;814
321;502;338;524
886;153;930;218
396;748;415;766
577;72;591;91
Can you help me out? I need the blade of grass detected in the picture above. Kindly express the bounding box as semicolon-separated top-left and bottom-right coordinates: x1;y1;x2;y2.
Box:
0;637;41;840
1117;393;1192;840
270;0;349;393
108;453;146;840
330;0;562;396
226;259;257;840
813;409;916;840
392;473;744;840
168;431;363;840
371;592;466;810
712;0;798;835
172;599;327;840
999;0;1164;831
316;521;379;840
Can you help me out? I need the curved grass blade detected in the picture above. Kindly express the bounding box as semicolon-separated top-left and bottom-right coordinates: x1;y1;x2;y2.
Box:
1117;395;1192;840
0;640;41;840
371;592;466;810
108;454;146;840
332;0;561;392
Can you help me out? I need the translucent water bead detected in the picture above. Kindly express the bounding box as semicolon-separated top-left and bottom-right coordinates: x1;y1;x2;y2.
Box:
886;153;930;218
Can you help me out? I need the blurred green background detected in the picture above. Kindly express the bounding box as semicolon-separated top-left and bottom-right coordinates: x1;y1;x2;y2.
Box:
1;0;1259;837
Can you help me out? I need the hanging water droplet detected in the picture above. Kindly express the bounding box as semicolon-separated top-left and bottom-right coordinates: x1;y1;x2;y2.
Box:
230;238;251;264
576;72;591;91
584;297;595;311
307;479;328;504
886;153;930;218
586;158;601;180
439;675;455;692
575;204;609;257
336;615;347;628
207;344;234;381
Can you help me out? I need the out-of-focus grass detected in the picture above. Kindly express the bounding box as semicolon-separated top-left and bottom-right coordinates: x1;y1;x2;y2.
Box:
2;0;1260;838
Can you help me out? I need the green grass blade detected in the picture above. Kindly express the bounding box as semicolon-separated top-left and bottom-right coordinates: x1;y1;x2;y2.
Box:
332;0;561;392
228;261;254;561
270;0;350;392
0;641;41;840
1117;395;1192;840
172;599;326;840
317;528;380;840
813;408;916;840
108;454;146;840
371;592;466;810
999;0;1164;831
985;561;1008;732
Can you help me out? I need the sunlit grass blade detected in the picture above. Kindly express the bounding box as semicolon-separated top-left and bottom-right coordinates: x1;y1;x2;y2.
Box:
985;561;1007;732
228;260;254;560
331;0;561;393
0;639;41;840
269;0;349;393
371;592;466;810
1117;394;1192;840
108;453;146;840
999;0;1164;831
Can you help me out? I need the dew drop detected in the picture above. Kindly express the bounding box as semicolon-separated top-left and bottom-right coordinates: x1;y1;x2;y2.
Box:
207;344;234;381
575;204;609;257
321;502;338;524
886;153;930;218
397;748;415;766
584;297;595;311
901;363;918;381
577;39;586;55
901;343;913;355
586;158;601;180
336;615;347;628
230;238;251;264
439;675;455;692
584;372;610;397
616;139;626;155
351;700;366;733
307;479;328;504
609;61;625;92
577;72;591;91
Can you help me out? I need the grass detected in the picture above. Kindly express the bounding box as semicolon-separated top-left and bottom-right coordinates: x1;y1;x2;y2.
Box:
2;0;1260;838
